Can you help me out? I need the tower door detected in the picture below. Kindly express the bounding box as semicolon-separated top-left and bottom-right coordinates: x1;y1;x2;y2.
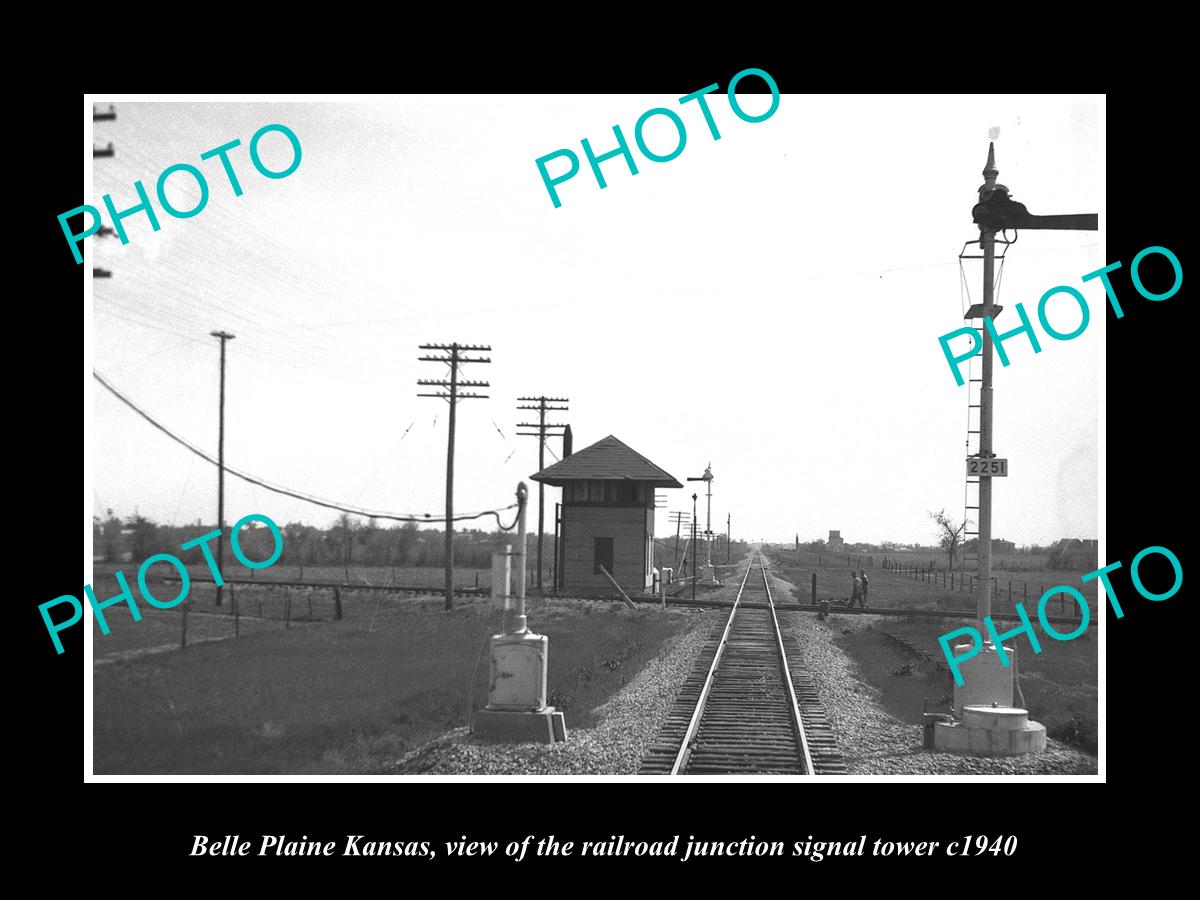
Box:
593;537;614;575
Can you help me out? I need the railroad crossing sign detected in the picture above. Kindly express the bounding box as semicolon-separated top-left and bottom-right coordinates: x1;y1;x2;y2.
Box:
967;457;1008;477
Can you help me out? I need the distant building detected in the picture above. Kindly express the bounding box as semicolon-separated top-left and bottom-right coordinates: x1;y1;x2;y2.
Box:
532;435;681;595
827;530;845;552
1048;538;1098;570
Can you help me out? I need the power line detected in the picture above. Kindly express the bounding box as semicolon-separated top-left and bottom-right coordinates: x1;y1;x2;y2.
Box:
92;370;516;527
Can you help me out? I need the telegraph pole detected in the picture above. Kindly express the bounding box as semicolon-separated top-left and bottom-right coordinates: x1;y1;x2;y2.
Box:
517;395;569;592
670;511;690;571
418;343;491;610
210;331;235;607
691;493;698;602
93;105;117;279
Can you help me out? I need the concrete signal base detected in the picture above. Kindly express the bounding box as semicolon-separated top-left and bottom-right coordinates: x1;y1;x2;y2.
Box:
933;706;1046;755
932;641;1046;756
473;707;567;744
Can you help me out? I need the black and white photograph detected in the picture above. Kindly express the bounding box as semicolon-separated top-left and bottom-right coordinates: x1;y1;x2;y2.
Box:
77;91;1110;780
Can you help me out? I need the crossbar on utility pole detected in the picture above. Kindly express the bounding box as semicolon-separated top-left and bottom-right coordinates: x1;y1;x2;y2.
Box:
210;331;235;607
517;395;569;593
418;343;491;611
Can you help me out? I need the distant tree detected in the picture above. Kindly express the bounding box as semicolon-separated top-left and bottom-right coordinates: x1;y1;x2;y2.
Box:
929;508;968;571
283;522;308;564
359;516;379;555
127;513;157;561
393;522;419;566
332;513;356;579
98;514;123;562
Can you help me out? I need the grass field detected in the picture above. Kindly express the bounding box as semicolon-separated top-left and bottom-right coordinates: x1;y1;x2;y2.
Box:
123;561;548;591
91;566;706;774
766;547;1099;619
764;551;1099;755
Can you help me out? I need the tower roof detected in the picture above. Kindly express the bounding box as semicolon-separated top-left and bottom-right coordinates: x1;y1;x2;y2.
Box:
531;435;682;487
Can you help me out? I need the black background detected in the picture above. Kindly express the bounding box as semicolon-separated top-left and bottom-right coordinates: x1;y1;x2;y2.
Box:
22;62;1187;883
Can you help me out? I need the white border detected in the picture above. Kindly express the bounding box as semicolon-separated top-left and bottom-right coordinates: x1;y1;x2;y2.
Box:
83;92;1105;783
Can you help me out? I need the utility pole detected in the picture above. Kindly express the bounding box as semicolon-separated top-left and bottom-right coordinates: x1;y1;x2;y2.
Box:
210;331;235;607
691;493;698;603
517;395;569;593
93;105;116;280
418;343;491;611
670;511;690;571
967;142;1096;631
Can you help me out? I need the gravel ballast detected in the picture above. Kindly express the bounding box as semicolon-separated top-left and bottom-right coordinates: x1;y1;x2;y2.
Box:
395;562;1098;776
780;605;1097;775
393;610;721;775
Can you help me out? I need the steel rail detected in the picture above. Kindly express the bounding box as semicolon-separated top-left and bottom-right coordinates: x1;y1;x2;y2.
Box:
668;554;754;775
758;554;815;777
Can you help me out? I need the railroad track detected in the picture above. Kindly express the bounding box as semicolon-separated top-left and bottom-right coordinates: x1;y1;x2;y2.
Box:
640;552;846;775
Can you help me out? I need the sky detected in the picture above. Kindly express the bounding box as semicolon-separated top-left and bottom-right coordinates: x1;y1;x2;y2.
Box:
86;94;1103;547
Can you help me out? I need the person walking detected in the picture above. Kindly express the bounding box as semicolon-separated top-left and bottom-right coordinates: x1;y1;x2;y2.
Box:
859;569;870;607
849;570;863;609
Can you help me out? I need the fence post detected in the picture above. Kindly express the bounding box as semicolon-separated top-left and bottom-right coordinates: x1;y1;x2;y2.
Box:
811;572;817;606
334;586;343;621
285;589;291;629
181;599;189;648
1008;580;1012;604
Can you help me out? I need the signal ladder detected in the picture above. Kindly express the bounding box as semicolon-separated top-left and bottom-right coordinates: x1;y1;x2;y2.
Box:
962;328;982;574
958;232;1014;578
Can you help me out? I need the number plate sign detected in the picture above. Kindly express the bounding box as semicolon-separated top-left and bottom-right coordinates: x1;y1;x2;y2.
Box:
967;457;1008;477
